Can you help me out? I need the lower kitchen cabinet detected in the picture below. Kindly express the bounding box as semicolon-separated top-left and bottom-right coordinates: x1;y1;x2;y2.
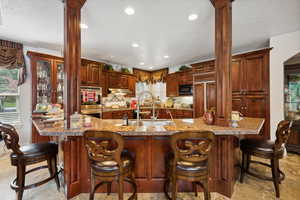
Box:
102;110;134;119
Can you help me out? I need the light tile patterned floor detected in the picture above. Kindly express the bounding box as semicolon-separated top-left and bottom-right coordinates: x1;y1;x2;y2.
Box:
0;152;299;200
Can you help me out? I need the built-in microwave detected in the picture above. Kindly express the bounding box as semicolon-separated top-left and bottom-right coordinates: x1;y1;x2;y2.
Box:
179;84;193;96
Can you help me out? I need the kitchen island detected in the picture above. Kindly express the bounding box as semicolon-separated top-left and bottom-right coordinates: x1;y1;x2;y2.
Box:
33;117;264;199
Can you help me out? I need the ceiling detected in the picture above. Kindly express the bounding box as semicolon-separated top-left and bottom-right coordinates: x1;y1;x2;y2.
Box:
0;0;300;70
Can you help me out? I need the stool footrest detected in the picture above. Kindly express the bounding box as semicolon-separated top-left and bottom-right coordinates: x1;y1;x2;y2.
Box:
10;165;60;191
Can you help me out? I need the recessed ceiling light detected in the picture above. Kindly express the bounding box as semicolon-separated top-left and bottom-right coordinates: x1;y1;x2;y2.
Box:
80;23;88;29
149;67;153;70
188;14;198;21
131;43;139;48
124;7;135;15
164;55;169;59
140;62;145;65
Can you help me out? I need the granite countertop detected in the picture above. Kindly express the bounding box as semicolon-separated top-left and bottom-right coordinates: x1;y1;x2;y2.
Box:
33;117;264;137
102;107;193;112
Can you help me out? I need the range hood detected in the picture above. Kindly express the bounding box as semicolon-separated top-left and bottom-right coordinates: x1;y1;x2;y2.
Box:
108;88;132;95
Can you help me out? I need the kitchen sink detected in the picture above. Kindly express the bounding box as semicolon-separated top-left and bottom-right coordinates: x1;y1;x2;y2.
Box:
128;119;174;126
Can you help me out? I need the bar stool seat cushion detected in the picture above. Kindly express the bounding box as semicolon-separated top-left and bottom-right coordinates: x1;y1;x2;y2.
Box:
240;139;284;158
10;142;58;165
91;150;133;172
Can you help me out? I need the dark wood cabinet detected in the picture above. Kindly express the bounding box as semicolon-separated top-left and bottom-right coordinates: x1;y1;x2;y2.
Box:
81;59;103;87
166;73;179;97
194;83;205;118
105;71;136;97
206;82;216;111
232;58;243;94
166;70;193;97
192;48;271;138
102;110;134;119
127;76;136;97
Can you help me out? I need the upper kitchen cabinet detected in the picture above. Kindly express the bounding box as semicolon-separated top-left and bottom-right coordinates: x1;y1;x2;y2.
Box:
178;69;193;85
232;50;270;95
105;71;137;97
127;75;137;97
81;59;103;87
166;73;179;97
166;69;194;97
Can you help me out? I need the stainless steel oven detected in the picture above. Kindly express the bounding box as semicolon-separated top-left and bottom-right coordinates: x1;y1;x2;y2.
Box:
179;84;193;96
80;86;102;118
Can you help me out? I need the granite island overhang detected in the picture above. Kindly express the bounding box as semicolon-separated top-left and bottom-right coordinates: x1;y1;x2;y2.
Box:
33;117;264;199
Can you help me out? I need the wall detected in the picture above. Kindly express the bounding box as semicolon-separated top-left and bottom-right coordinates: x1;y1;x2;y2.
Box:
270;30;300;140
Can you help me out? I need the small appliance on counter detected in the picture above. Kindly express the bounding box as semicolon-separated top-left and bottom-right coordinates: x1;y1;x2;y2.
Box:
80;86;102;118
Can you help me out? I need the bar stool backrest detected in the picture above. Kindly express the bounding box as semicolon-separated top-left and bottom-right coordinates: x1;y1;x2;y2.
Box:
170;131;215;164
274;120;293;152
83;130;124;168
0;123;22;155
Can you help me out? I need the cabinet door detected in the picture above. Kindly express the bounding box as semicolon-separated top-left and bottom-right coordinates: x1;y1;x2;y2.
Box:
88;64;100;86
80;64;88;85
232;58;243;94
166;73;178;97
108;73;120;88
54;61;64;104
194;83;205;118
100;71;108;97
244;96;266;118
232;96;244;115
102;111;112;119
127;76;136;97
206;82;216;111
120;75;129;89
243;54;266;93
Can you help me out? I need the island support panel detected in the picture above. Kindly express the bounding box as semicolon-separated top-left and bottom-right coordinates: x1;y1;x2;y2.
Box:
62;135;240;199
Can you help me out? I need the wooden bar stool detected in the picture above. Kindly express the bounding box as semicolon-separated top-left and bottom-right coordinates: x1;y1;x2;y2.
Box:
83;130;137;200
164;131;215;200
240;120;293;198
0;123;60;200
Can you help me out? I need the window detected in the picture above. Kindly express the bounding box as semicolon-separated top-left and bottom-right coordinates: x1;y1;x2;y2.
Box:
0;68;21;124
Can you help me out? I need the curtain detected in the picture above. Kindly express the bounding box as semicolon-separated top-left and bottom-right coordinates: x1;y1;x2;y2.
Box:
133;68;152;83
0;40;26;85
133;68;168;84
151;68;168;83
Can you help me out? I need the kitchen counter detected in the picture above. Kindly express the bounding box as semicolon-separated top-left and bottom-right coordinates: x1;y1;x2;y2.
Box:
33;117;264;137
102;107;193;112
33;117;264;199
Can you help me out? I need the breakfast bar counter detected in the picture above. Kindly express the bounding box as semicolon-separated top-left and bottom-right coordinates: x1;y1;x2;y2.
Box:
33;117;264;199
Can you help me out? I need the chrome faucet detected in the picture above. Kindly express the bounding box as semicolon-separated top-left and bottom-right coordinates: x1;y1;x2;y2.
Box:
136;91;157;124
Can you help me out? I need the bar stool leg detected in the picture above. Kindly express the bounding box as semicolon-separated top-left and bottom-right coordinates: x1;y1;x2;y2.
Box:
107;182;112;195
271;158;280;198
118;176;124;200
52;156;60;190
89;174;95;200
171;176;177;200
240;152;246;183
193;182;198;197
203;181;210;200
16;164;25;200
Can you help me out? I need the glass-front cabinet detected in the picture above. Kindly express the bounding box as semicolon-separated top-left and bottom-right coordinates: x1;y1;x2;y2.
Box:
284;66;300;120
28;52;64;111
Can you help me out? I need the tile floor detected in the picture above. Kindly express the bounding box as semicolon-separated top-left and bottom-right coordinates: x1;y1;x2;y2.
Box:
0;151;299;200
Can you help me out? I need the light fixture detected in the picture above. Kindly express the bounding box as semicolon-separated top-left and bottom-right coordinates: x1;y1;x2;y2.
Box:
80;23;88;29
164;55;169;59
149;67;153;70
140;62;145;65
124;7;135;15
131;43;139;48
188;14;198;21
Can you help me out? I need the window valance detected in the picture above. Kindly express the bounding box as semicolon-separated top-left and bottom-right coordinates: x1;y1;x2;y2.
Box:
133;68;168;84
0;40;26;85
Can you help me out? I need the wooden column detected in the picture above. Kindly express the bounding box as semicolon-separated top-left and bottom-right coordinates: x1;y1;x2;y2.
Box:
210;0;233;126
63;0;86;128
